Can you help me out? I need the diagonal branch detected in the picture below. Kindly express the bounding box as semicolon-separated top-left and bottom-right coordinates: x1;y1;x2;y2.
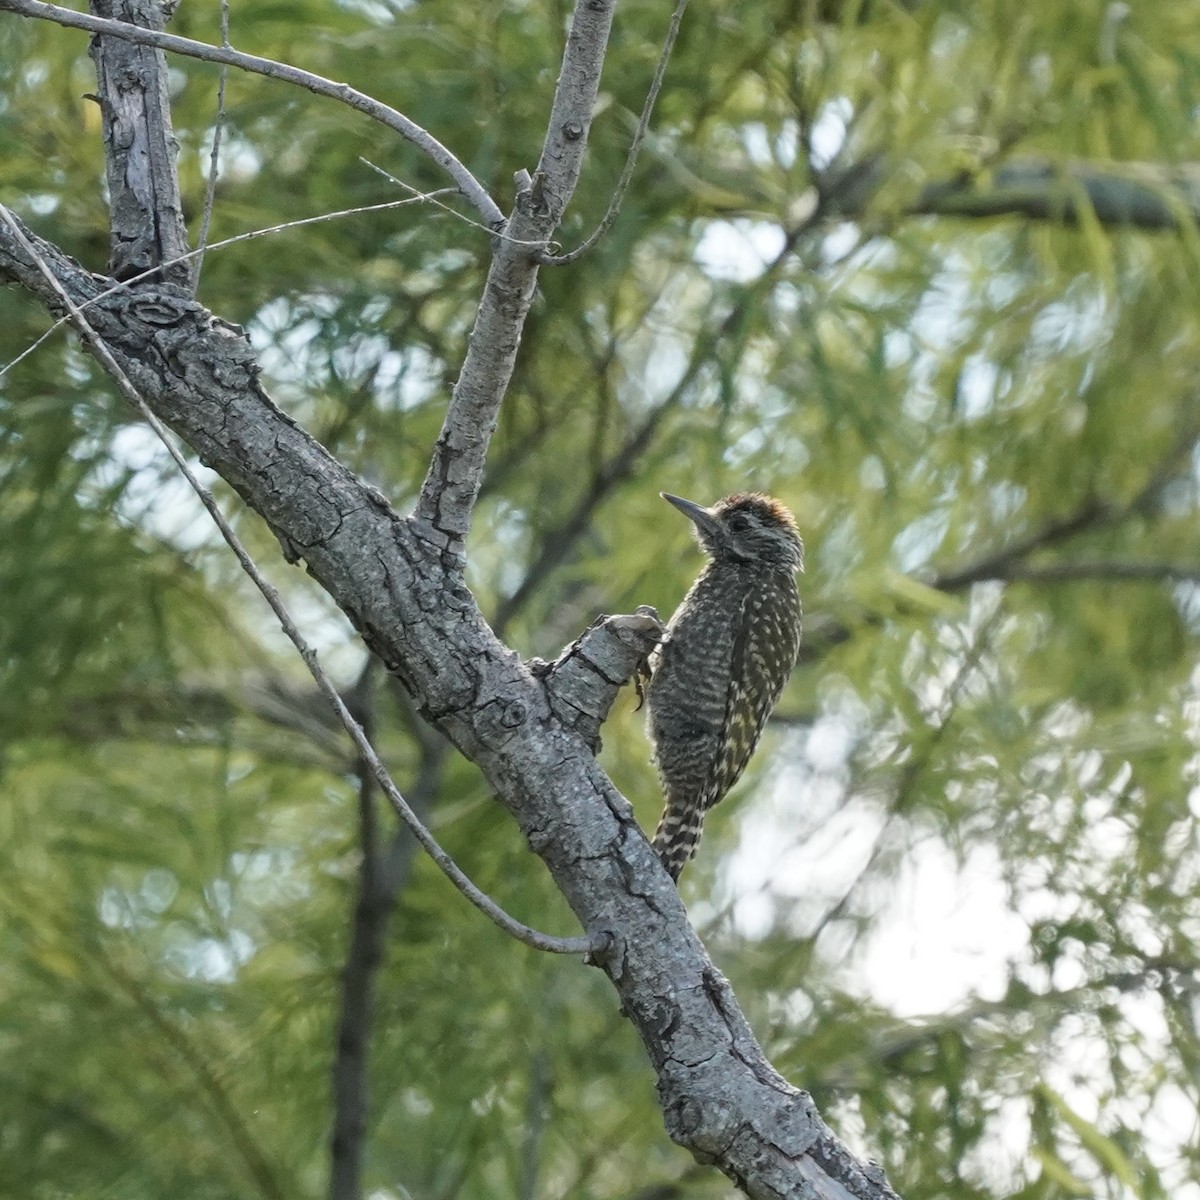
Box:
0;204;598;958
0;206;901;1200
827;154;1200;234
0;0;503;226
931;498;1117;591
934;424;1200;592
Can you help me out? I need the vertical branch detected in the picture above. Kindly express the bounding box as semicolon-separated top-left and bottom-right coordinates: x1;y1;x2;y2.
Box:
413;0;617;546
328;675;451;1200
518;1048;551;1200
192;0;231;292
88;0;191;285
328;676;383;1200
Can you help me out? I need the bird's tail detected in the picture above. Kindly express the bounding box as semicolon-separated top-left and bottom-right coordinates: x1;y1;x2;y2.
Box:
652;802;706;882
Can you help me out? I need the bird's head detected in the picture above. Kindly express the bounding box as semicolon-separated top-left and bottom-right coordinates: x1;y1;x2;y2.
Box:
662;492;804;571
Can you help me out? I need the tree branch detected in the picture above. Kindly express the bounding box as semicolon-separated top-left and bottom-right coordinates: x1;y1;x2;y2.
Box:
0;210;901;1200
931;498;1117;592
0;0;504;226
329;665;382;1200
541;0;690;266
829;154;1200;233
934;427;1200;592
959;559;1200;587
413;0;617;545
915;158;1200;231
0;205;597;958
88;0;191;286
192;0;231;292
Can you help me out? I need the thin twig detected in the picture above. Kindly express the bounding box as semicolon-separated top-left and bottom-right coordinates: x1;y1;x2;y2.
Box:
0;0;504;226
192;0;230;293
0;203;602;957
357;156;547;244
540;0;690;266
0;192;457;381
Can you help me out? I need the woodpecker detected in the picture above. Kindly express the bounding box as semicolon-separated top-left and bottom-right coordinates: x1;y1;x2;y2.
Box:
646;492;803;881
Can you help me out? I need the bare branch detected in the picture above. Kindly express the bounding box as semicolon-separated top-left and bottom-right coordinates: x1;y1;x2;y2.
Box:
192;0;231;292
0;0;504;226
542;0;690;266
87;0;191;285
413;0;618;546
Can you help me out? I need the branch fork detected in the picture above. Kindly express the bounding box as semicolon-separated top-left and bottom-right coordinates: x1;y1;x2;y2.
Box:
534;606;664;751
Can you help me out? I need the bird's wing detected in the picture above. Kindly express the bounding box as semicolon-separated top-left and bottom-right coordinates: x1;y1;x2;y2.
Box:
705;581;799;811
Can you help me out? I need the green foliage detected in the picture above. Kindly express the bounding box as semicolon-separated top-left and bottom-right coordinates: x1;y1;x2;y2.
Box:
3;0;1200;1197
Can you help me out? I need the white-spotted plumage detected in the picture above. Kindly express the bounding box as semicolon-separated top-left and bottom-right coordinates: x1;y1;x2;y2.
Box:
646;492;803;881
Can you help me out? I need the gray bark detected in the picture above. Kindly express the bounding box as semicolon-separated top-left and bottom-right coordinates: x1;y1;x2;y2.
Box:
0;0;901;1191
0;221;898;1200
87;0;191;285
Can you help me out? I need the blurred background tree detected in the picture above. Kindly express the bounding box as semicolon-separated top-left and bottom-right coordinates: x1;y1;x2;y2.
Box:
2;0;1199;1197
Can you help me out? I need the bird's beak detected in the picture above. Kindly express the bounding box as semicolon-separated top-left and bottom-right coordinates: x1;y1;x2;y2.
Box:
661;492;721;541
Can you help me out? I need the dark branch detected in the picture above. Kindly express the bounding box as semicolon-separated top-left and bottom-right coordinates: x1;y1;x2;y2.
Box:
88;0;191;286
931;498;1117;592
960;559;1200;587
329;667;382;1200
914;159;1200;231
829;154;1200;233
